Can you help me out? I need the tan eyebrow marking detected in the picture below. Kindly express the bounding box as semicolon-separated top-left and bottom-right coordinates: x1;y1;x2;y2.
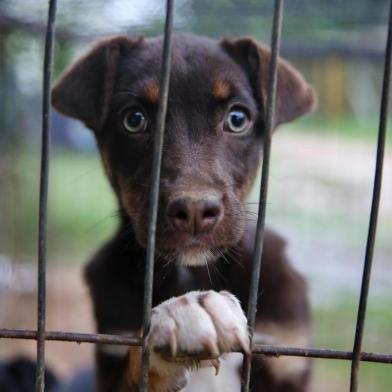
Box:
212;80;232;100
144;81;160;103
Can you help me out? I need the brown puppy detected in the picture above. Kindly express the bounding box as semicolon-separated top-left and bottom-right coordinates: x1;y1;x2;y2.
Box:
52;34;316;392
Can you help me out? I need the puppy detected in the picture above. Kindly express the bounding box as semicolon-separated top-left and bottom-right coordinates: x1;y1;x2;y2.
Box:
52;34;316;392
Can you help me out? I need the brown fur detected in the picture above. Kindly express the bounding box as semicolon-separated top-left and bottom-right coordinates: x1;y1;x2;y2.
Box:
212;79;232;100
52;34;316;391
144;81;160;103
128;347;173;391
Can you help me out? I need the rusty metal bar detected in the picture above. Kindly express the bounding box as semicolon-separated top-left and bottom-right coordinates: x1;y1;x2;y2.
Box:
251;345;392;364
1;328;391;364
36;1;57;391
241;1;284;391
349;0;392;390
139;1;175;391
0;329;140;345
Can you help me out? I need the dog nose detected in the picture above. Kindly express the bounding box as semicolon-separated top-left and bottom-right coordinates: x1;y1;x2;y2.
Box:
167;197;222;234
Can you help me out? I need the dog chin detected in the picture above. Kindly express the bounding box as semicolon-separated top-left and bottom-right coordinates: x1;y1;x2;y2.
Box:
176;248;217;267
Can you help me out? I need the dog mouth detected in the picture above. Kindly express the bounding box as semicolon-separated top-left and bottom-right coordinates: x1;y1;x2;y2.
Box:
153;226;242;267
156;241;222;267
177;248;218;267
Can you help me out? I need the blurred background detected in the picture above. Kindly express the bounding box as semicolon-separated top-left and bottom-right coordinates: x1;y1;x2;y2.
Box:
0;0;391;391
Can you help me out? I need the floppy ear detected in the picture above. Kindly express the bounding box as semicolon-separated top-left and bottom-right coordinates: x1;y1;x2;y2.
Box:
221;37;316;128
51;35;142;131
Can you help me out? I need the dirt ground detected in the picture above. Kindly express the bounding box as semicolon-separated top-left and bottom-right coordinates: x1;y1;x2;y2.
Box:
0;263;95;380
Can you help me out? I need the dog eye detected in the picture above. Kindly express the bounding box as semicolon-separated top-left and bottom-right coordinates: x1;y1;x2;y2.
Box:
225;108;250;133
123;108;147;133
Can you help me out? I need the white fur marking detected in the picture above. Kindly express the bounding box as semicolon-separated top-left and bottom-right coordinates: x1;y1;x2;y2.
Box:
177;250;216;266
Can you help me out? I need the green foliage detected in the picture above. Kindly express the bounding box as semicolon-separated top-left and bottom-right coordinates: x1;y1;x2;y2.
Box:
291;115;392;143
186;0;390;39
313;296;392;391
0;148;117;263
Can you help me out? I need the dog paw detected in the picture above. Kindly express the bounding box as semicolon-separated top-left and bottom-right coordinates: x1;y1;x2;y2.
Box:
148;290;249;371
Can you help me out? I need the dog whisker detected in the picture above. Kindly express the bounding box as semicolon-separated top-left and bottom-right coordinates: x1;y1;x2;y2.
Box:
204;257;213;286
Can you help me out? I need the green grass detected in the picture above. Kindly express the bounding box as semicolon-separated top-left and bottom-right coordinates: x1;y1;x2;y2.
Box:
291;115;392;145
312;295;392;391
313;360;392;392
313;295;392;352
46;150;117;261
0;148;117;262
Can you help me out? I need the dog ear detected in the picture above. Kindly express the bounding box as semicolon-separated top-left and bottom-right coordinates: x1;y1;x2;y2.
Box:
52;35;142;131
221;37;316;127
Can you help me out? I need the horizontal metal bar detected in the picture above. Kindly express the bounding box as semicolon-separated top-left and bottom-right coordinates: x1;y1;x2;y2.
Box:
0;329;140;346
1;328;391;364
252;346;392;364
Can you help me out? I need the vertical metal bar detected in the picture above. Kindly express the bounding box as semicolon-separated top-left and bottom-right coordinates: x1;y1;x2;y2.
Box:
36;0;57;391
349;1;392;391
241;1;284;391
139;1;174;390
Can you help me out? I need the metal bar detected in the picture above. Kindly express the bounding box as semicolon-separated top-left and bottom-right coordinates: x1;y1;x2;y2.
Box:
349;1;392;390
139;1;175;390
1;328;392;364
241;1;284;391
36;1;57;391
0;329;140;345
251;346;392;364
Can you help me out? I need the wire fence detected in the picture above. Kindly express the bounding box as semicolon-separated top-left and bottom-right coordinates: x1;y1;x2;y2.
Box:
0;0;391;391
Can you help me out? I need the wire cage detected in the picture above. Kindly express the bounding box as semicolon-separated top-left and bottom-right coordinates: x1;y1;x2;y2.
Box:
0;0;391;391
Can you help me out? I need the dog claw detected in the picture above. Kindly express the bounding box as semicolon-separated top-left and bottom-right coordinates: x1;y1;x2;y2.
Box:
235;330;250;354
202;337;220;358
169;330;178;357
211;358;221;376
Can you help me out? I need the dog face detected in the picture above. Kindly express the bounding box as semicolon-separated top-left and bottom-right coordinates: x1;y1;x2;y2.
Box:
52;34;315;266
